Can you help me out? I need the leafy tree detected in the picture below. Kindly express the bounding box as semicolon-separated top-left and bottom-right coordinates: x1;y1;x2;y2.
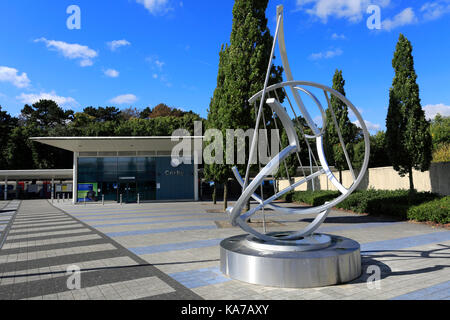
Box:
324;70;357;183
83;106;122;122
353;131;391;169
121;107;141;121
0;106;17;169
386;34;432;191
20;100;74;128
206;0;284;211
430;114;450;150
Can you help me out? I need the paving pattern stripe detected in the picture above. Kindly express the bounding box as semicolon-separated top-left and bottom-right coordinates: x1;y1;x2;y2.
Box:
169;267;231;289
0;243;117;261
11;222;83;235
7;227;91;239
0;249;130;274
0;256;138;286
92;217;228;228
130;238;224;255
67;208;208;215
361;231;450;253
13;216;71;222
4;230;96;243
106;225;217;238
80;213;215;223
12;218;75;225
391;281;450;300
0;268;175;300
26;276;176;301
72;211;208;219
3;234;103;249
10;222;83;231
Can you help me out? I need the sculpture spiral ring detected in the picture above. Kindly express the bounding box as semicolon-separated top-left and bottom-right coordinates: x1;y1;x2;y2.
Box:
228;5;371;243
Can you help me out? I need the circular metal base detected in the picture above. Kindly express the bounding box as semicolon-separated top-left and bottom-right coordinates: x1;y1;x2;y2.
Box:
220;234;361;288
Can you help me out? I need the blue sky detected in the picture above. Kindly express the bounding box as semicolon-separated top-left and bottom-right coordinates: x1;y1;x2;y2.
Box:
0;0;449;133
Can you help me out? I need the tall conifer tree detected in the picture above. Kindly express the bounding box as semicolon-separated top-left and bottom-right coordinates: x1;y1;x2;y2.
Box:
324;70;356;183
386;34;432;191
206;0;284;210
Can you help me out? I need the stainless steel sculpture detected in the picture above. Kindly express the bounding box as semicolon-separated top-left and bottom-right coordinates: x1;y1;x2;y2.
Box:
220;5;370;288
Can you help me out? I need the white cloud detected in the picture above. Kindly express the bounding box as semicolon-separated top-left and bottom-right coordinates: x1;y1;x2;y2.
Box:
0;66;31;88
353;119;381;132
104;69;120;78
423;103;450;120
136;0;171;15
382;8;418;31
296;0;390;23
17;91;78;107
35;38;98;67
107;40;131;51
421;1;450;21
109;94;138;105
309;48;343;60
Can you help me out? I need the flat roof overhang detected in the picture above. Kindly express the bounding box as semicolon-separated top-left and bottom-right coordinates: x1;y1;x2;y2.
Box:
0;169;73;180
30;136;204;153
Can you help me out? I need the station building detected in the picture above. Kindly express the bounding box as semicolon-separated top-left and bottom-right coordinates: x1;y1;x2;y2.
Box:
0;137;202;204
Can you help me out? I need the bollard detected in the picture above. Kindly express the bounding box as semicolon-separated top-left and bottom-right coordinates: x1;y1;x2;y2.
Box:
120;194;123;205
102;194;105;206
57;194;60;203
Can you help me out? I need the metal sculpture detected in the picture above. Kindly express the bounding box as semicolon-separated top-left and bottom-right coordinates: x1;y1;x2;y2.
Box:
220;5;370;288
227;5;370;244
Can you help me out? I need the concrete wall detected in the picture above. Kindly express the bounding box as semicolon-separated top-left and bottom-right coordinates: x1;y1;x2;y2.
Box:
278;162;450;196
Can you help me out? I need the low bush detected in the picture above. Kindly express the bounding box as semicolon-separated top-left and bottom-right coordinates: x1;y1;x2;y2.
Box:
407;197;450;224
285;189;447;223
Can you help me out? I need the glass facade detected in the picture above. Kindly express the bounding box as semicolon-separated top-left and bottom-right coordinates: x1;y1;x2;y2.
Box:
77;157;194;203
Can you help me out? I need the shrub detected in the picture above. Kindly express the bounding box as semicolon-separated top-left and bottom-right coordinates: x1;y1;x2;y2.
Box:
287;189;446;222
432;143;450;163
407;197;450;224
291;190;339;206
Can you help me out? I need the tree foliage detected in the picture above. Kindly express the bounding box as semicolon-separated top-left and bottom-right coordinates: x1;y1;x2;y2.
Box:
324;70;358;182
385;34;432;190
205;0;284;210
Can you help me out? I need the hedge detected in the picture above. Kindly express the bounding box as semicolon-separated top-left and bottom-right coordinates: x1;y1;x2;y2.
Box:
282;189;448;223
407;197;450;224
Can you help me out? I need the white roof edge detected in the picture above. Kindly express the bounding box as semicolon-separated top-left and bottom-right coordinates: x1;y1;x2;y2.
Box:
30;136;204;140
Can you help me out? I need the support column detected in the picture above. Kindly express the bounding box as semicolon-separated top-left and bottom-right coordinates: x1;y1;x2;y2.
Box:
4;178;7;201
194;162;199;201
73;152;79;204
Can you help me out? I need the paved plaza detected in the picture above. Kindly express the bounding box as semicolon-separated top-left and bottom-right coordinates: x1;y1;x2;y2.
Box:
0;199;449;300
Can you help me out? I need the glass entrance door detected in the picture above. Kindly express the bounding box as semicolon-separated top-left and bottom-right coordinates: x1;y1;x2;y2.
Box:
119;182;137;203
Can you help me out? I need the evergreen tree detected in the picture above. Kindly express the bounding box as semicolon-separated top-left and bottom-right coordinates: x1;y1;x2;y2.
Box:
324;70;357;183
386;34;432;191
206;0;284;211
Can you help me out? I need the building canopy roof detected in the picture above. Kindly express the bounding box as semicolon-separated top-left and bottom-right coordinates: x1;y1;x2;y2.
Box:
30;137;203;153
0;169;73;180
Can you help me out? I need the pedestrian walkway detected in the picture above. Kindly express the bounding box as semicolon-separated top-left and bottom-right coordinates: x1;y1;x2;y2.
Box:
0;200;21;249
1;199;449;300
0;200;201;300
